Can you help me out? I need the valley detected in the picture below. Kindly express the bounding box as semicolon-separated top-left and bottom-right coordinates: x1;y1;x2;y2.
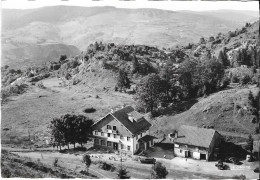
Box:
1;5;260;179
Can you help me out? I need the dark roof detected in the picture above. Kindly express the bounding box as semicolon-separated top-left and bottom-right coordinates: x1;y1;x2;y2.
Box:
127;110;143;121
174;125;217;148
138;135;157;143
111;106;151;135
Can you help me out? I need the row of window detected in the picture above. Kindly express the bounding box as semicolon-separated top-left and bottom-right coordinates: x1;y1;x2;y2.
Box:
94;139;131;150
94;131;131;141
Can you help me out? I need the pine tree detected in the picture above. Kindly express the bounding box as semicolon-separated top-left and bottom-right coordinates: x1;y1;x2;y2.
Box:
248;91;254;107
218;50;229;66
245;134;254;153
116;69;130;92
117;166;130;179
131;54;139;73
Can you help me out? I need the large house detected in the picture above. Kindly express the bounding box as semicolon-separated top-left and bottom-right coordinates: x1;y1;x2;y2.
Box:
174;125;223;161
92;106;156;155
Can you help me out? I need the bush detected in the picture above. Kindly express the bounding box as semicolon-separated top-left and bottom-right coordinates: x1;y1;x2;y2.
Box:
99;162;116;172
240;75;251;85
151;162;168;179
1;84;29;102
232;174;246;179
83;107;96;113
36;81;46;89
53;158;58;167
231;76;239;83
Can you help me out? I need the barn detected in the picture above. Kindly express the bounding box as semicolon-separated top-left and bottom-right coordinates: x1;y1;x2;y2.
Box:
174;125;223;161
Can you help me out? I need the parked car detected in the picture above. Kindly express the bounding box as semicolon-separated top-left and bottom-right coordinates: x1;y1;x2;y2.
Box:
215;161;230;170
228;157;240;165
254;167;259;173
140;158;156;164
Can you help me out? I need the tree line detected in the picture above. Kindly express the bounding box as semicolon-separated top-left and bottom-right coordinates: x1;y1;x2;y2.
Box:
131;57;225;115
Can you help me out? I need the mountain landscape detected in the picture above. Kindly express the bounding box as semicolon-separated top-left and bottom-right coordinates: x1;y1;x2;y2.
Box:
2;6;258;69
1;5;260;179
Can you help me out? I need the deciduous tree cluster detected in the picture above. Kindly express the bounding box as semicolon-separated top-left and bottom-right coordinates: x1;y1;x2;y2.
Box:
49;114;93;150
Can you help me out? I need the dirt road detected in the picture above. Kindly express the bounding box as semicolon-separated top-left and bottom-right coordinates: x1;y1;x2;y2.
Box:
12;151;233;179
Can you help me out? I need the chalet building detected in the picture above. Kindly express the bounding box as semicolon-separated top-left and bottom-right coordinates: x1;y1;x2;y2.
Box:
92;106;156;155
174;125;223;161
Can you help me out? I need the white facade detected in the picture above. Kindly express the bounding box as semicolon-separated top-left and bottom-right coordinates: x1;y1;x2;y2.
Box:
93;129;151;154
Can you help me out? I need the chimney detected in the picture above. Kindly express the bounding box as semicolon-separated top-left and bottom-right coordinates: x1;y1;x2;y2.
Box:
128;114;135;122
174;131;178;139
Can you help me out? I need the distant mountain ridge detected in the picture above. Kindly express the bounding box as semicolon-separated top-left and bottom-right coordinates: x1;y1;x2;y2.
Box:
2;6;258;68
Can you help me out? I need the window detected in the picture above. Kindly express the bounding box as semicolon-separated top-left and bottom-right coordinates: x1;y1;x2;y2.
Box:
120;135;124;140
140;133;142;137
113;134;117;138
121;144;124;149
107;125;112;130
127;137;130;141
101;132;104;136
180;150;182;153
127;146;130;151
101;140;105;146
113;126;117;131
107;133;111;137
136;135;138;140
107;141;112;147
94;139;99;144
95;131;98;135
136;144;138;149
151;140;153;146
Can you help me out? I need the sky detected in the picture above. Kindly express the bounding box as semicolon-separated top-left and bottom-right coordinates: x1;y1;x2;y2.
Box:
1;0;259;11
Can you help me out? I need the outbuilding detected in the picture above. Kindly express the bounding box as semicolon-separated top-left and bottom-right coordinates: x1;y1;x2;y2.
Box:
174;125;223;161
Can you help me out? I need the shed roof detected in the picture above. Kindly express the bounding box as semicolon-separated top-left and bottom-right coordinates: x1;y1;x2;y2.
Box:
138;135;157;143
175;125;217;148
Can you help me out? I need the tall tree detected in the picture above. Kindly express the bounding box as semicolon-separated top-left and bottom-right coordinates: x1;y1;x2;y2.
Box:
131;54;139;73
151;162;168;179
116;69;131;92
135;73;163;114
218;49;229;67
77;115;94;147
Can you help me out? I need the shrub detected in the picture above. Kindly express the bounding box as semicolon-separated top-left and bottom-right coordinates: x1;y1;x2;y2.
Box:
232;174;246;179
1;84;29;102
53;158;58;167
99;162;116;172
240;75;251;85
231;76;239;83
83;108;96;113
151;162;168;179
36;81;46;89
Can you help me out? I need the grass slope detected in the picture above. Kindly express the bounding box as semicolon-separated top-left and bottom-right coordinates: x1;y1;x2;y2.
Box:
151;86;260;138
1;77;134;146
1;149;86;178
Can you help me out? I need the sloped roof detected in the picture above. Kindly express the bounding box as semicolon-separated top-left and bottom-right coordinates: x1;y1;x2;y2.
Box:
138;135;157;143
174;125;217;148
111;106;151;135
